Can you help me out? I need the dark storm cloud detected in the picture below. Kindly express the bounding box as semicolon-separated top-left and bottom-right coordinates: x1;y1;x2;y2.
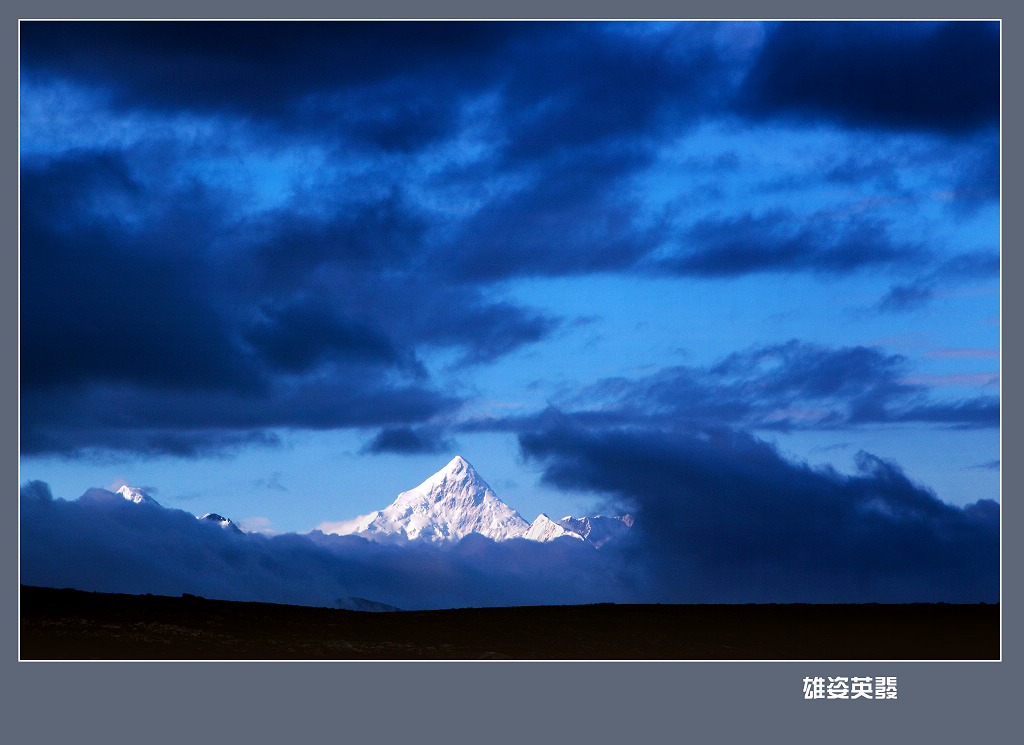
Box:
561;341;998;433
361;426;455;456
247;191;429;287
738;21;999;134
19;21;518;147
428;23;745;281
20;150;261;393
243;300;413;374
20;155;456;456
518;420;998;603
235;195;561;364
18;145;540;456
20;21;732;156
20;372;461;457
661;210;924;277
22;427;285;460
709;341;903;396
20;484;643;610
26;22;741;456
444;148;663;282
493;22;736;162
19;22;1000;458
21;22;746;284
412;297;560;364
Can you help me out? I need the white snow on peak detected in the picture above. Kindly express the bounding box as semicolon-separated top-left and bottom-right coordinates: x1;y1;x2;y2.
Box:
116;485;159;505
416;455;473;491
316;456;634;548
198;512;243;533
554;514;634;547
320;456;530;543
524;513;633;546
524;513;585;542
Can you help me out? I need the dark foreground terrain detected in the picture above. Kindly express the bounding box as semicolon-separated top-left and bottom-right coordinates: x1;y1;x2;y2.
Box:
20;585;999;660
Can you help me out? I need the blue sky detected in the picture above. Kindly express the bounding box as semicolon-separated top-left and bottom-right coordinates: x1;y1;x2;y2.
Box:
19;21;998;605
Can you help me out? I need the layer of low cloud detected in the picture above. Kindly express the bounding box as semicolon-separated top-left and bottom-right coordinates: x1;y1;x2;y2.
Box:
21;457;997;607
20;483;643;610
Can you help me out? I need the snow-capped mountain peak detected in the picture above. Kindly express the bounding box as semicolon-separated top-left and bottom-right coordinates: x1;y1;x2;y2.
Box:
397;455;491;507
524;513;585;542
199;512;243;534
400;455;482;498
315;457;633;547
321;456;530;543
116;485;159;505
523;513;634;546
555;514;634;547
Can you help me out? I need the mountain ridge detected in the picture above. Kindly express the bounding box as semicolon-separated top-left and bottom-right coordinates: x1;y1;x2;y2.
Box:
102;456;632;547
317;456;632;547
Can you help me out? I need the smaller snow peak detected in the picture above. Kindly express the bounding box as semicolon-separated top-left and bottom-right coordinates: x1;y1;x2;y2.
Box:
199;512;242;533
524;513;584;542
525;513;634;546
116;485;157;505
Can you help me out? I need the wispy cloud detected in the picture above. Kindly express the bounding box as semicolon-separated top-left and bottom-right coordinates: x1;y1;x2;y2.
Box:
925;348;999;360
548;341;1001;432
900;373;999;388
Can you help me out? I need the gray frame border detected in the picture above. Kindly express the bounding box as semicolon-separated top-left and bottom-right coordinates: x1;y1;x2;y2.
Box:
8;2;1016;742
